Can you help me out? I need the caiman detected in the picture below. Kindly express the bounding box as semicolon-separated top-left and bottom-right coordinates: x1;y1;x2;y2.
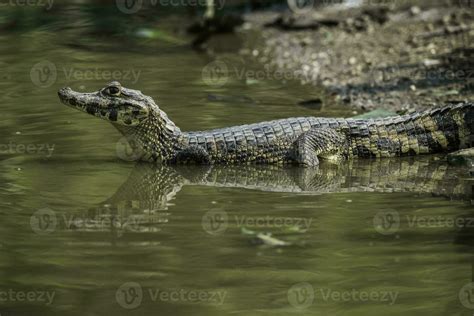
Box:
58;81;474;166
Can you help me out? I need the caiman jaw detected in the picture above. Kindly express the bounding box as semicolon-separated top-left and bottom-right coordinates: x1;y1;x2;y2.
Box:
58;82;149;126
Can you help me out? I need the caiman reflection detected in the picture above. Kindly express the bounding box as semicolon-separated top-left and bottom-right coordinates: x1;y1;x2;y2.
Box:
67;157;473;237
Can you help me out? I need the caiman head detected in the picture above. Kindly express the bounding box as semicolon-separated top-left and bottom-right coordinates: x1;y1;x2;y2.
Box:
58;81;182;162
58;81;152;126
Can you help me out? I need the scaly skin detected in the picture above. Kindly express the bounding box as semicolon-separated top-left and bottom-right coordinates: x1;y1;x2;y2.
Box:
58;81;474;165
87;158;474;219
59;159;473;238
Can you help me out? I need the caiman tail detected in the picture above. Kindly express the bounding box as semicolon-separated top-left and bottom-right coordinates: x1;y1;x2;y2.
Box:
348;102;474;158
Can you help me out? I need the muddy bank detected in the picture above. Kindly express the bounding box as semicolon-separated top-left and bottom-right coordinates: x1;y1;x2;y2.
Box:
238;0;474;112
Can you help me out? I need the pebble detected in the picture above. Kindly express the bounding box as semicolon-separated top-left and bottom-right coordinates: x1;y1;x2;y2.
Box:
423;59;440;67
301;37;313;46
410;6;421;15
241;22;253;30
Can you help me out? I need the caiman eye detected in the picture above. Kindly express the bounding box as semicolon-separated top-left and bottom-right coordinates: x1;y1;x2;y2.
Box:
106;86;121;96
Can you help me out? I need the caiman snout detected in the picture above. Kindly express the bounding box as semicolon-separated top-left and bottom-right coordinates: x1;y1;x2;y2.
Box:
58;87;75;104
58;83;152;127
58;86;71;97
58;86;96;110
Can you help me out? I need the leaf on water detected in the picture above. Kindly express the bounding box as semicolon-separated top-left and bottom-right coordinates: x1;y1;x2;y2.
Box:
245;78;259;85
241;227;256;236
134;28;186;45
352;109;397;119
255;233;291;247
284;225;305;233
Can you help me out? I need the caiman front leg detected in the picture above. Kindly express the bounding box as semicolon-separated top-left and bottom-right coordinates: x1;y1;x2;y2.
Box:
293;128;348;167
171;146;211;164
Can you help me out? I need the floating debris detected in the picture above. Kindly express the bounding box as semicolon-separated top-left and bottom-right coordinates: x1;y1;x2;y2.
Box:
447;148;474;167
241;227;256;236
251;233;291;247
297;98;323;111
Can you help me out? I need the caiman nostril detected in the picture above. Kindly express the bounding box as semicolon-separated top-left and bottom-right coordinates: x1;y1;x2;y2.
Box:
58;87;72;98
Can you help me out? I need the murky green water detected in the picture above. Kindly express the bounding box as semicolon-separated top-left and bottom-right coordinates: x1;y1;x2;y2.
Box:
1;7;474;316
